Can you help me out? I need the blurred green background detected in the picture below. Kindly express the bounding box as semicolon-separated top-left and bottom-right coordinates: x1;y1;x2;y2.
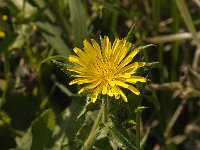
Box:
0;0;200;149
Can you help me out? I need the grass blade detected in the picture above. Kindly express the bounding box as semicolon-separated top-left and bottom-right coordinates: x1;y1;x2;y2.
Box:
69;0;88;48
37;21;71;57
175;0;199;44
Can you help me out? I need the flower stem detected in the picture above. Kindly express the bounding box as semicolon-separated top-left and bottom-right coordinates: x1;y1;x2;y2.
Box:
102;96;108;123
136;111;141;150
0;50;11;109
82;107;103;150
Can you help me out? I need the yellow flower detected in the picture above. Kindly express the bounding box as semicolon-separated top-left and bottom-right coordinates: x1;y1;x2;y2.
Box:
68;36;147;103
0;31;5;38
2;15;8;21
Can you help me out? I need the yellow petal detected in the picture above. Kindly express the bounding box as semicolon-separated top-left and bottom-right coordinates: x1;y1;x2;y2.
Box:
102;36;111;59
116;42;132;65
125;76;147;84
83;39;96;57
112;86;128;102
73;47;90;62
102;86;107;95
91;84;103;102
68;55;84;66
78;80;101;94
114;81;140;95
128;86;140;95
112;40;126;65
111;38;120;55
91;39;102;59
116;62;146;74
126;48;140;59
69;78;97;85
73;74;93;78
114;94;120;99
107;87;114;97
67;66;86;74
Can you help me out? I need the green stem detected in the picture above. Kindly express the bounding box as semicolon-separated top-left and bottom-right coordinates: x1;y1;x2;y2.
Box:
136;111;141;150
0;50;10;109
82;107;103;150
102;96;108;123
4;50;11;82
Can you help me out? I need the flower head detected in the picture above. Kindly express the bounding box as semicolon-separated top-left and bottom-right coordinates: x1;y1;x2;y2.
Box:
68;36;147;103
0;31;5;38
2;15;8;21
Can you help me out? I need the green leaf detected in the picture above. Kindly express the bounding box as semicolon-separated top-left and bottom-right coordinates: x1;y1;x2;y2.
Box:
55;82;83;102
40;55;71;75
128;120;136;125
0;111;11;127
36;21;71;57
55;82;74;97
31;109;55;150
138;44;155;50
77;100;100;120
34;0;71;35
135;106;148;113
8;24;32;50
69;0;88;48
90;0;130;18
0;34;17;53
108;125;137;150
47;101;83;150
11;0;37;18
51;59;71;75
32;0;56;22
16;109;55;150
125;23;136;42
41;55;68;65
16;128;32;150
145;62;160;69
93;137;113;150
76;115;93;146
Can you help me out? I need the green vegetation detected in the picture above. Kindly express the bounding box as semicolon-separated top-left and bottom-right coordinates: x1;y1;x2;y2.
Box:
0;0;200;149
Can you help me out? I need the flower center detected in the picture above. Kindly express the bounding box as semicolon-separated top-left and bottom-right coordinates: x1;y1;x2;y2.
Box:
96;58;115;83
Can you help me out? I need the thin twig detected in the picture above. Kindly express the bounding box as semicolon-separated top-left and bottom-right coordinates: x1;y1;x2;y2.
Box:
192;45;200;69
164;98;187;137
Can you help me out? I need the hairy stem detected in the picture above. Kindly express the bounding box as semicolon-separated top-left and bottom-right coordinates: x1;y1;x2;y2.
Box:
82;107;103;150
102;96;108;123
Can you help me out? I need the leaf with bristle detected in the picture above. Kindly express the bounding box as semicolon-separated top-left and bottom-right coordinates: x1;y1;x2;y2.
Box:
145;62;160;69
138;44;155;50
55;82;82;100
75;115;93;146
128;120;136;125
135;106;148;113
108;125;137;150
41;55;67;64
51;59;71;75
40;55;72;76
77;100;100;120
125;23;136;42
